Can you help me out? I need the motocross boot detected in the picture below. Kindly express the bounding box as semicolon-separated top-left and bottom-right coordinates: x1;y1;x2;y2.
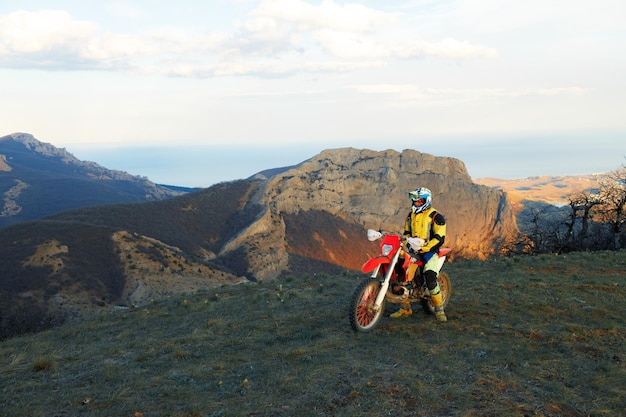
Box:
390;301;412;318
430;293;447;322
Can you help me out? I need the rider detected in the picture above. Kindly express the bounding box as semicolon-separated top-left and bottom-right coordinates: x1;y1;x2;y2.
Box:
390;187;448;322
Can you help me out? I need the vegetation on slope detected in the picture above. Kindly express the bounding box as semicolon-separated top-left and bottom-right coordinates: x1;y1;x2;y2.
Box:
1;251;624;416
0;180;265;338
46;180;263;256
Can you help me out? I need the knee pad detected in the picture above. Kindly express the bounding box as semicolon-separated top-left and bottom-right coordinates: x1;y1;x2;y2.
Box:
424;270;438;291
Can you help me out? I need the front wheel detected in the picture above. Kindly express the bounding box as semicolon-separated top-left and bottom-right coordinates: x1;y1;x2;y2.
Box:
421;271;452;315
349;279;385;332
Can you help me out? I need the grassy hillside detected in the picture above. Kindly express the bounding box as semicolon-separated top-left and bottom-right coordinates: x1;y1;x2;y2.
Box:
1;251;624;416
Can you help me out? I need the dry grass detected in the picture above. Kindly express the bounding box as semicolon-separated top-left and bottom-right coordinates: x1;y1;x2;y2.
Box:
1;251;624;416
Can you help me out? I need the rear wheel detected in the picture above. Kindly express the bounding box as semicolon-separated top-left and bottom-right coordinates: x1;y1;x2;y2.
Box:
349;279;385;332
421;271;452;314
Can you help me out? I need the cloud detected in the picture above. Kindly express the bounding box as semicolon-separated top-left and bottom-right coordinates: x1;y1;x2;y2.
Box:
394;38;498;60
347;84;590;108
244;0;497;60
0;10;95;54
249;0;395;33
451;0;626;34
0;9;230;71
157;57;385;78
0;1;498;77
313;31;498;60
105;1;146;21
0;10;152;70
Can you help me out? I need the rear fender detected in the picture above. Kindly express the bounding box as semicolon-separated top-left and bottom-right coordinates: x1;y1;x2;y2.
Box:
439;248;452;256
436;248;451;272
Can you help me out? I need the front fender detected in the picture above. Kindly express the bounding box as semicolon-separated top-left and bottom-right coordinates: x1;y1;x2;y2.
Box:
361;256;390;273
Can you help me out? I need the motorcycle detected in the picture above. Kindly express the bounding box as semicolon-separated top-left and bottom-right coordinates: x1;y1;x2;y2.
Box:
349;229;452;332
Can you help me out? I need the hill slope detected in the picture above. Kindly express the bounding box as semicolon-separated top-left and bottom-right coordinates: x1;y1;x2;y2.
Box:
1;251;624;416
0;133;193;228
0;180;260;337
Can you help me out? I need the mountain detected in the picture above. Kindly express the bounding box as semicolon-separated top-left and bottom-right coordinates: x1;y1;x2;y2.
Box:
474;175;603;209
0;133;196;228
0;146;519;338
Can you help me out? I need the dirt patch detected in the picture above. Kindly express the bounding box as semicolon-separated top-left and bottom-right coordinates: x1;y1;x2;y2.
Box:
22;239;68;274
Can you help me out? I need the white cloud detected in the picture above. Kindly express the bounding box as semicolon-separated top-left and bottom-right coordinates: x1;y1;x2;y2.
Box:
0;2;498;76
81;33;154;62
535;87;588;96
105;1;146;21
246;1;497;61
346;83;591;109
310;28;498;60
446;0;626;37
250;0;395;33
395;38;498;60
349;84;420;94
0;10;96;53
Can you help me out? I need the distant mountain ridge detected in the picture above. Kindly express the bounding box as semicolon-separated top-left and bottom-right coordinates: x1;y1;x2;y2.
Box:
474;175;603;208
0;133;196;228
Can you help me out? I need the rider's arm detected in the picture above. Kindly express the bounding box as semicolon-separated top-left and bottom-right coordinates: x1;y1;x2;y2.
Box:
403;212;411;235
421;213;446;253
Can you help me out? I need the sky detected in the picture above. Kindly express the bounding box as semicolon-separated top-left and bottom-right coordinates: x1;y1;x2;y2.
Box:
1;0;625;187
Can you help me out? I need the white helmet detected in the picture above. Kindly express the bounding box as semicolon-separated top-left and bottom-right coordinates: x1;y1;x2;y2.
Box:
408;187;432;214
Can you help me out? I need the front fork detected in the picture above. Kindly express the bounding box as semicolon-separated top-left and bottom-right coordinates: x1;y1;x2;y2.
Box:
371;248;402;313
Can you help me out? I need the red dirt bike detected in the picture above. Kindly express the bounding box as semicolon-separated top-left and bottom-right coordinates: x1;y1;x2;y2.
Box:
349;229;452;332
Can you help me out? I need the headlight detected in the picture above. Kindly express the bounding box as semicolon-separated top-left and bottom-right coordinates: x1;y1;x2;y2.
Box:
382;244;393;256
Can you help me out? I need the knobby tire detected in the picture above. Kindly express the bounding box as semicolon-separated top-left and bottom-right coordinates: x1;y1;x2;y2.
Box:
349;279;385;332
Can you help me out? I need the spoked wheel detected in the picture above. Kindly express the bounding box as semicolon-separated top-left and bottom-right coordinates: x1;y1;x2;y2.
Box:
421;271;452;314
349;279;385;332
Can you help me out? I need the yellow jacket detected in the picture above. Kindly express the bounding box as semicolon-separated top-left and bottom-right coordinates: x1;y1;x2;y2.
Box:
404;206;446;253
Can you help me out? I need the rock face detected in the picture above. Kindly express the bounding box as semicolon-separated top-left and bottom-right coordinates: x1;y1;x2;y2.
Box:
231;148;519;279
0;154;11;172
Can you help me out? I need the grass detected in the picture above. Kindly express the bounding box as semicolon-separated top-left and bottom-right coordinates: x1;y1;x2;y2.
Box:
1;251;624;417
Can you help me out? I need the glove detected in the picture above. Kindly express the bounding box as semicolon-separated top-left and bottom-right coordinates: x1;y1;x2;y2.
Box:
406;237;425;252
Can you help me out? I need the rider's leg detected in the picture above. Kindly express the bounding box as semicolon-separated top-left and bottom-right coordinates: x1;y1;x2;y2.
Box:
424;257;447;323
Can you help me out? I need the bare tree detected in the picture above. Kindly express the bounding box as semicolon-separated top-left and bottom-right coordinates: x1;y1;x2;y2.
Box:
519;202;569;254
595;166;626;249
566;189;603;249
527;207;542;253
